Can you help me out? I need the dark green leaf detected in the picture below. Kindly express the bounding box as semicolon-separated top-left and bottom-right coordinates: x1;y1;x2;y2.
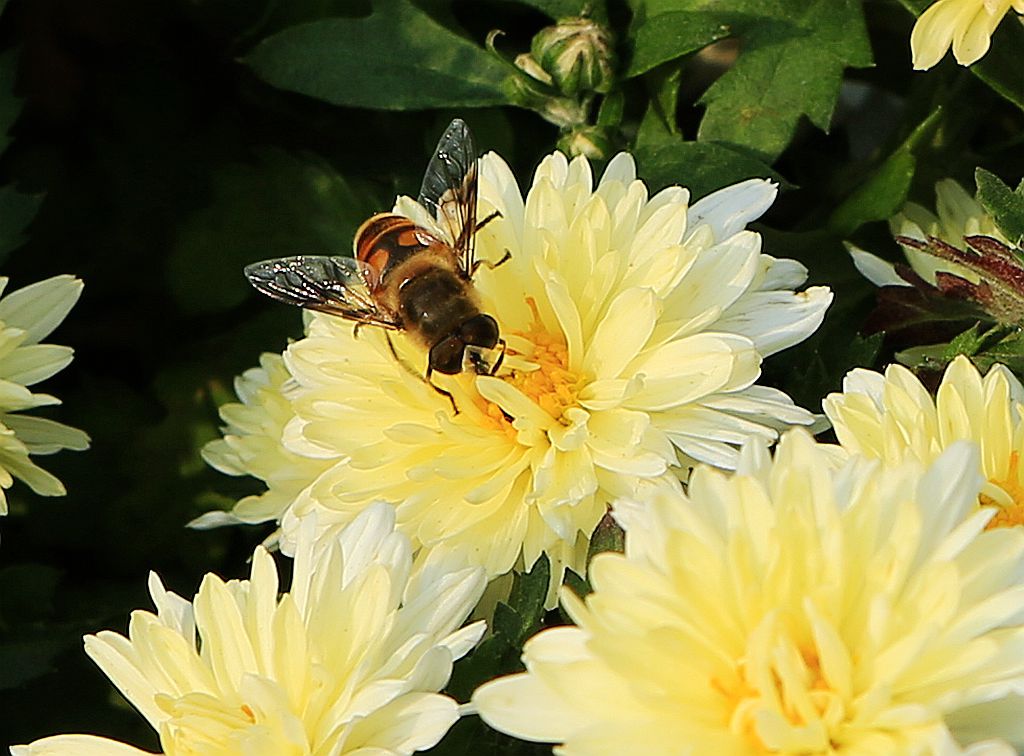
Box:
634;140;780;198
967;328;1024;375
445;556;550;702
634;63;681;148
245;0;509;110
0;186;43;264
894;325;1024;374
167;149;375;315
697;0;873;162
628;9;732;77
506;554;549;626
509;0;601;20
827;107;945;236
562;568;590;599
587;511;623;559
943;323;996;357
828;152;915;237
976;168;1024;244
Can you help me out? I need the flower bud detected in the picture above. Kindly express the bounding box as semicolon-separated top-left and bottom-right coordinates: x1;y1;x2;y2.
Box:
531;17;616;97
557;125;613;160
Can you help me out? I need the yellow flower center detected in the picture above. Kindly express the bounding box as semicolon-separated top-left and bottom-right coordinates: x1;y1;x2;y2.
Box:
981;451;1024;529
714;630;845;753
504;298;586;423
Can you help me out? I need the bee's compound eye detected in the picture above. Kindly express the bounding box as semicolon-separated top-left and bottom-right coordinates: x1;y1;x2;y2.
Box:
460;314;499;350
429;336;465;375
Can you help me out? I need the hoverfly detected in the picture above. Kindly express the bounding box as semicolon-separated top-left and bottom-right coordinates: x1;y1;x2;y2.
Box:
244;119;508;402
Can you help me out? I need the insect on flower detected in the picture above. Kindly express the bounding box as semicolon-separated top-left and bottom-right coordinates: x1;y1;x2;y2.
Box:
244;119;509;406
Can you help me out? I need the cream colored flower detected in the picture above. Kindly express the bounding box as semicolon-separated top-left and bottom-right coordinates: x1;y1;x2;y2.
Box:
0;274;88;514
825;354;1024;529
13;503;487;755
472;430;1024;754
277;150;830;597
911;0;1024;70
193;352;331;531
850;179;1006;288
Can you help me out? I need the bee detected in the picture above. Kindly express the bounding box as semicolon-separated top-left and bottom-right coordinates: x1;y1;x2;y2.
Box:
244;119;508;404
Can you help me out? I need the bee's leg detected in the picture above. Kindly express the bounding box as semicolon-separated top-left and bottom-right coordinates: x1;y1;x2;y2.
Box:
476;210;502;232
384;332;460;415
425;366;460;415
488;338;507;376
471;249;512;277
353;323;363;339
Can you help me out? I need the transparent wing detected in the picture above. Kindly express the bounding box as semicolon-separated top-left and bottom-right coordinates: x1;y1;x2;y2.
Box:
417;118;479;277
244;256;402;329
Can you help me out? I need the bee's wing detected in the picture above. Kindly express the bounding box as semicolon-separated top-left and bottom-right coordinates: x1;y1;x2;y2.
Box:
417;118;479;277
244;255;403;329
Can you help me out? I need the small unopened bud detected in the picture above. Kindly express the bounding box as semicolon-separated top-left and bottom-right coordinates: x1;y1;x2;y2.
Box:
557;125;612;160
531;17;616;97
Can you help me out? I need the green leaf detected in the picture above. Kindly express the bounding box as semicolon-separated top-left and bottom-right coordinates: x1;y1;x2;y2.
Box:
562;567;591;599
828;152;916;238
895;325;1024;374
510;0;601;20
0;186;43;264
943;323;994;358
445;556;550;702
976;168;1024;245
697;0;873;162
628;8;732;77
634;140;780;199
506;554;550;626
967;329;1024;375
827;107;945;237
245;0;509;110
168;149;376;315
634;63;681;148
587;512;624;559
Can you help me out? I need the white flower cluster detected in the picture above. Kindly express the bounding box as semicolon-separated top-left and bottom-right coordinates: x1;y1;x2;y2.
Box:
17;148;1024;755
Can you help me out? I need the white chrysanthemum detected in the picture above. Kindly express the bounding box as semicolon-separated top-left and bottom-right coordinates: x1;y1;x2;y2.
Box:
0;274;88;514
280;151;831;595
193;352;331;530
849;179;1007;288
473;431;1024;754
825;354;1024;529
13;503;487;755
911;0;1024;69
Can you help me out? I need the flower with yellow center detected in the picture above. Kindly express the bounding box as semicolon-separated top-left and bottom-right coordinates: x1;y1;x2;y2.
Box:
276;150;831;597
825;354;1024;529
0;274;89;514
193;352;332;531
472;430;1024;754
13;503;487;755
911;0;1024;70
